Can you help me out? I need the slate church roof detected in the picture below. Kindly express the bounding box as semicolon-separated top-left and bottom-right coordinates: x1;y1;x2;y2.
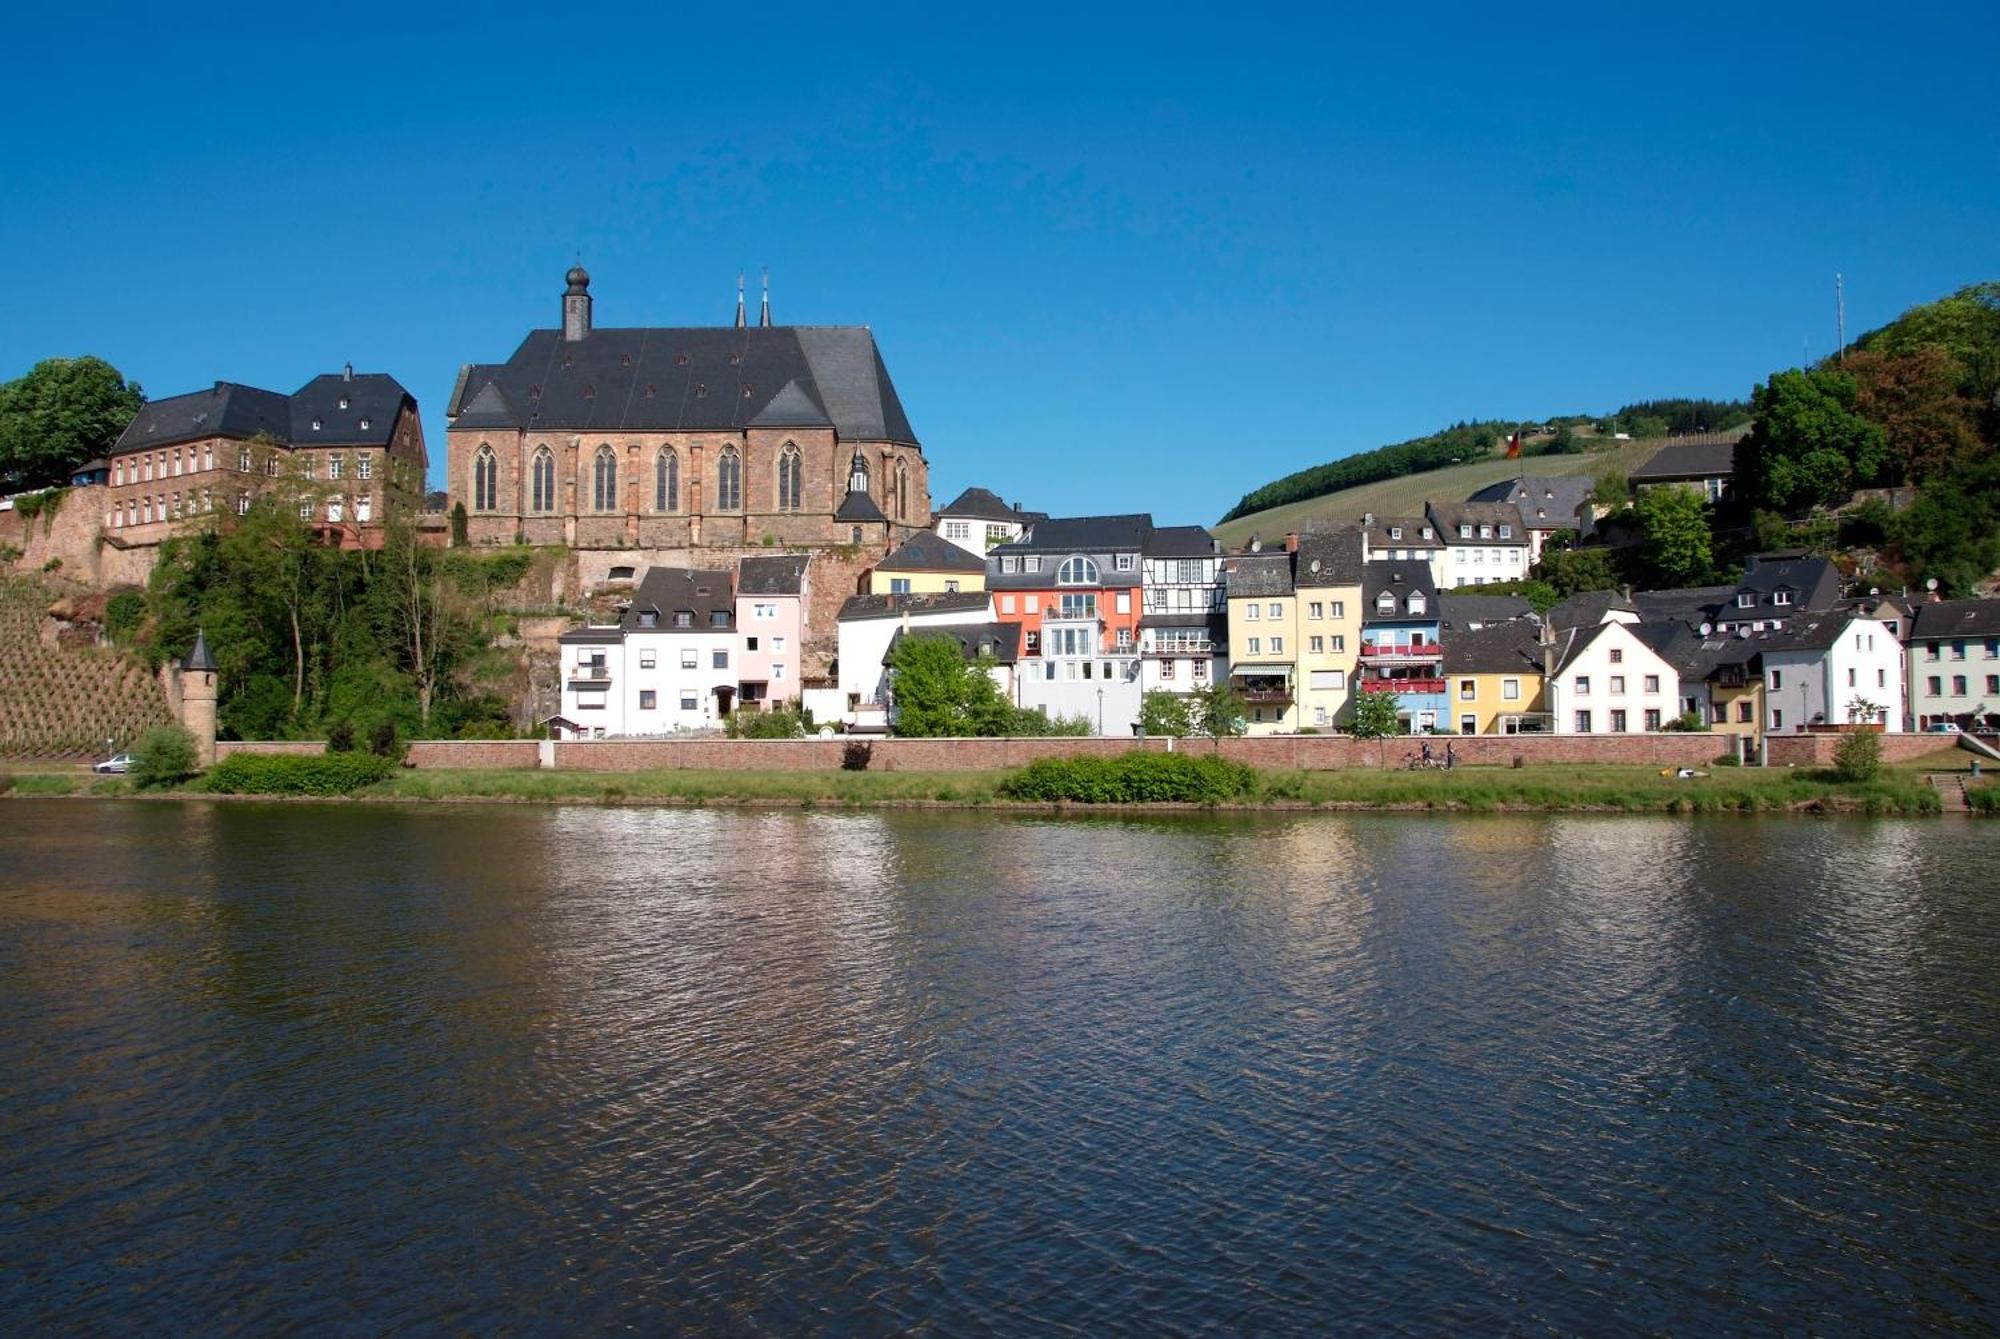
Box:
112;372;415;455
448;326;918;445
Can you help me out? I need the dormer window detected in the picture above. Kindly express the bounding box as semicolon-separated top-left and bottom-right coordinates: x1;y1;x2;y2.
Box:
1774;590;1792;606
1421;526;1434;540
1478;525;1492;539
673;611;693;628
338;398;349;410
1459;524;1473;539
1376;592;1396;613
312;420;322;431
637;611;657;628
359;418;370;431
1409;595;1427;616
1499;524;1512;538
1737;593;1755;608
1389;526;1402;540
1057;556;1100;586
711;611;730;627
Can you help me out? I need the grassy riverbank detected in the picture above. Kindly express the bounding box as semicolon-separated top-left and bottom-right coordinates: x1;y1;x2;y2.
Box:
3;763;1960;813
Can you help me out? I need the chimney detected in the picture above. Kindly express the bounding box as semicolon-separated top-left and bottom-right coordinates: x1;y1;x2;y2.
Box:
1541;622;1559;679
342;362;353;382
1284;532;1299;553
1363;511;1375;528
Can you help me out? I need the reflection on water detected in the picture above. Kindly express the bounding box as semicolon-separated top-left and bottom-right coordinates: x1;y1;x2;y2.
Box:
1;802;1996;1333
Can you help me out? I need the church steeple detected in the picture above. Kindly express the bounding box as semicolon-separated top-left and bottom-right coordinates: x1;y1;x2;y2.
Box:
562;262;592;341
734;272;746;329
759;269;771;327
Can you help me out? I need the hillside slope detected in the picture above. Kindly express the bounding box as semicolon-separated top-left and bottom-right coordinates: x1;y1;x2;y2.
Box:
1212;437;1672;548
0;575;172;759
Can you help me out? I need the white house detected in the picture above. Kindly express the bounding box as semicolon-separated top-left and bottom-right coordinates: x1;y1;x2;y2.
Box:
1426;501;1531;589
835;591;996;732
556;567;740;736
1760;612;1906;735
1544;620;1681;734
1139;523;1228;697
1906;598;2000;732
933;486;1038;557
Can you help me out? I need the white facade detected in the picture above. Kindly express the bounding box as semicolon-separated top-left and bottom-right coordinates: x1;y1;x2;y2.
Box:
1016;616;1143;735
1762;616;1906;735
837;601;998;730
1439;535;1530;587
936;513;1026;557
560;626;740;736
1544;623;1681;734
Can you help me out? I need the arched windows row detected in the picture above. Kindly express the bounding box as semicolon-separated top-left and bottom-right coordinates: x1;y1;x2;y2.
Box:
474;439;903;517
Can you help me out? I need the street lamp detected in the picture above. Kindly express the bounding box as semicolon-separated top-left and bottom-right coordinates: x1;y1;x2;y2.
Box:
1096;688;1104;736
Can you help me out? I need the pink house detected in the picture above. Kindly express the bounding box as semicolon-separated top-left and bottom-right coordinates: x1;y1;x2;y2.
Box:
735;554;810;709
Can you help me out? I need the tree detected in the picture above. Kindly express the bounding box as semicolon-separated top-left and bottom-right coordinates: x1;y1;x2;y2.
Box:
1590;471;1629;509
1350;690;1401;738
1736;368;1890;512
131;724;199;787
888;633;1014;737
450;501;469;547
0;356;145;489
1847;346;1984;484
1138;690;1193;738
1187;681;1246;738
1532;546;1622;597
1633;486;1714;587
1831;729;1882;783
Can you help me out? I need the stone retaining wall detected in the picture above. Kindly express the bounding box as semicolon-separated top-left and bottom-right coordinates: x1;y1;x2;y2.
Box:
215;740;327;758
395;733;1732;772
1764;732;1961;767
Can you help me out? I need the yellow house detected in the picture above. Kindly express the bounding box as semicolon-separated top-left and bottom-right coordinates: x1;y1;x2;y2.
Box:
1293;527;1364;730
868;530;987;596
1441;624;1547;734
1225;550;1299;734
1649;621;1764;747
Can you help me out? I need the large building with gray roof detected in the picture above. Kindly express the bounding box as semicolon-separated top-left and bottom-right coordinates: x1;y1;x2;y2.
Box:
446;266;929;554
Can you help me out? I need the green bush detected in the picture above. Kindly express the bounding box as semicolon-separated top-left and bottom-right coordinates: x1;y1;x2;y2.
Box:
201;752;397;795
104;589;146;641
1968;786;1999;815
131;725;200;788
1831;730;1884;783
727;707;810;739
998;752;1257;804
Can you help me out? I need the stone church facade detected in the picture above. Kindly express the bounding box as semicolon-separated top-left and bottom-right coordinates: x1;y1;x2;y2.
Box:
444;268;931;557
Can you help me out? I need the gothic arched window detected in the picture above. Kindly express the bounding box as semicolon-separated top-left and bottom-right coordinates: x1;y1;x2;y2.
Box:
592;445;617;512
531;446;556;513
717;446;742;511
655;447;678;512
777;444;803;511
473;444;497;511
895;460;909;520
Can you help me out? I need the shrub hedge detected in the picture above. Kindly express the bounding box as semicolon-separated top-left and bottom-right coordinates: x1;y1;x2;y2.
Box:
201;752;397;796
999;752;1257;804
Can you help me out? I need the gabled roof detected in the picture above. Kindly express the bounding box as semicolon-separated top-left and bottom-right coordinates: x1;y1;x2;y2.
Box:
113;382;293;454
1363;560;1438;615
1549;619;1674;679
1426;500;1528;544
1546;589;1637;632
837;591;992;622
884;622;1021;666
446;324;917;444
1726;552;1841;614
1364;515;1441;549
937;486;1036;522
112;372;415;455
1295;524;1365;587
737;553;809;595
1442;624;1543;676
834;488;888;523
622;567;735;633
1630;438;1737;482
1439;592;1534;629
1631;585;1737;625
289;372;413;448
1756;610;1889;655
1001;513;1153;553
1144;524;1220;558
1465;475;1595;529
1910;598;2000;640
875;530;986;573
1226;553;1294;599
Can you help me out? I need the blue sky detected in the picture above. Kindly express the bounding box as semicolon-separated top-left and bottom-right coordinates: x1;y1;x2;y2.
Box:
3;3;1995;525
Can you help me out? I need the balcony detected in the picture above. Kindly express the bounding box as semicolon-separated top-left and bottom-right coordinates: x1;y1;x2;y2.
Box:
567;666;613;685
1359;642;1441;664
1230;674;1295;706
1360;677;1444;695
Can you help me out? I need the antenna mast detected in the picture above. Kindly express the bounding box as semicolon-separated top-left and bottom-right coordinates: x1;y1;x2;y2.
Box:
1835;273;1846;366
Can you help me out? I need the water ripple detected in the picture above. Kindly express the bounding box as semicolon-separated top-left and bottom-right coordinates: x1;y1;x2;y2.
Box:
0;803;1996;1333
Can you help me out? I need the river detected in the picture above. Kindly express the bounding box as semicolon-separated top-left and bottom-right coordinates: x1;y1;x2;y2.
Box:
1;800;1995;1332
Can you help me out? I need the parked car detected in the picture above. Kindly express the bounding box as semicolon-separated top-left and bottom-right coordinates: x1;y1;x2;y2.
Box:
92;753;134;774
1926;722;1963;734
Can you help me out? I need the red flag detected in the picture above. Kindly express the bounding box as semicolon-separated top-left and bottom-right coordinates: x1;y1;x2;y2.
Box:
1505;432;1521;459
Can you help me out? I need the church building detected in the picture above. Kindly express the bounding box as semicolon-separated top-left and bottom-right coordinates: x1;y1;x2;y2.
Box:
445;268;930;554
